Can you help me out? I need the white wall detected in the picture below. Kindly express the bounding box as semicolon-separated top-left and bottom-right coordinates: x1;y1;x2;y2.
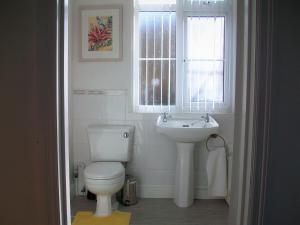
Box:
70;0;235;199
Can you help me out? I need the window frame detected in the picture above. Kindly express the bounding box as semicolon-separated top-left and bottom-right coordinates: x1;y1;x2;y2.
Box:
181;10;233;113
133;1;234;113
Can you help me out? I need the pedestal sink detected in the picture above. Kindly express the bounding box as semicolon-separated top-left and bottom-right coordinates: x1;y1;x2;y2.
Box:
156;114;219;207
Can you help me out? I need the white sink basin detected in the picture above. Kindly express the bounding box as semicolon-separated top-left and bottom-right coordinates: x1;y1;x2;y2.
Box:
156;115;219;143
156;114;219;208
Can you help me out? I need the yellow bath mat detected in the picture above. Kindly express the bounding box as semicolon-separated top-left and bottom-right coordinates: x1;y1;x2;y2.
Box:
72;211;131;225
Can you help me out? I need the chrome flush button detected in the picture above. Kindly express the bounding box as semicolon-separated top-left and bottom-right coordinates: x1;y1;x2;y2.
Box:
123;132;129;138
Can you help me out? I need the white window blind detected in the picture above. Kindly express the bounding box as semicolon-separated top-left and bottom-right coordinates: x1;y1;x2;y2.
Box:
134;0;233;113
139;0;176;5
183;16;225;112
184;0;230;11
138;0;176;11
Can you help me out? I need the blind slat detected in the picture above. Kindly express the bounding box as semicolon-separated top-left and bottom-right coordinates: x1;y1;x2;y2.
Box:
168;14;172;111
153;16;156;107
160;15;164;109
145;16;149;105
138;0;176;11
139;0;176;4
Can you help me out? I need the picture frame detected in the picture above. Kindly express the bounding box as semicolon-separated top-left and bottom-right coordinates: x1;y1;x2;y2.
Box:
79;5;123;62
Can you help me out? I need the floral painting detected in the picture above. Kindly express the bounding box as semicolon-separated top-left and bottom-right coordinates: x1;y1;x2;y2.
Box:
80;5;122;61
88;16;113;52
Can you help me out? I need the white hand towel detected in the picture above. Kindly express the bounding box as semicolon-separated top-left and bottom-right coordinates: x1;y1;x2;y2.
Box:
206;147;227;197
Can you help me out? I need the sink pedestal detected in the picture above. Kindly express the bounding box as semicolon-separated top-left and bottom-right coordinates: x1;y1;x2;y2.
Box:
174;142;195;208
156;114;219;208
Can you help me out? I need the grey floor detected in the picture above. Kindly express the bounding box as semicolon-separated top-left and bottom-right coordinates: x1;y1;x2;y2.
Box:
71;197;229;225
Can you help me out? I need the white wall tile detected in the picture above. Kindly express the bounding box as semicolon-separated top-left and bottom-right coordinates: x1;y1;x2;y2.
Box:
214;114;235;145
194;142;209;171
125;111;144;121
73;143;90;164
73;119;89;144
102;95;126;120
134;169;175;186
73;94;104;120
144;144;176;171
195;171;209;188
127;144;147;171
132;120;144;146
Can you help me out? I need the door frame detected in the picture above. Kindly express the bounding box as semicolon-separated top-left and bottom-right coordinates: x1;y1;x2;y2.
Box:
229;0;276;224
227;0;256;223
56;0;273;224
57;0;72;225
244;0;276;224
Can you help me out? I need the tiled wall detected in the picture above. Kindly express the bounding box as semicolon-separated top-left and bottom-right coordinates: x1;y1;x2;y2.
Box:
71;89;234;199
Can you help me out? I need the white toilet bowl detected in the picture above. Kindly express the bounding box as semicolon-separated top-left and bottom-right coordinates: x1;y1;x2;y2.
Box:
84;162;125;217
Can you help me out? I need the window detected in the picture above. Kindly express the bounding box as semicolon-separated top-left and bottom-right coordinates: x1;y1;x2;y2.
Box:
139;12;176;106
134;0;233;113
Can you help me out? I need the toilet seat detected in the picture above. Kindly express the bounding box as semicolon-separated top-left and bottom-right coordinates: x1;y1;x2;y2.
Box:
85;162;124;180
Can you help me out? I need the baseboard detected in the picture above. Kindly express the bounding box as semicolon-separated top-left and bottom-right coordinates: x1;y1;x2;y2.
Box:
194;187;224;200
225;194;231;205
137;185;224;200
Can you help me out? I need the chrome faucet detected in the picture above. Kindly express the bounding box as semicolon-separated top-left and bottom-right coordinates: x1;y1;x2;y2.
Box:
202;113;210;123
162;112;168;122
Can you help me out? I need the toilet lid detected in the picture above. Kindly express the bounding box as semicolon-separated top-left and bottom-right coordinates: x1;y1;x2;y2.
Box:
84;162;124;180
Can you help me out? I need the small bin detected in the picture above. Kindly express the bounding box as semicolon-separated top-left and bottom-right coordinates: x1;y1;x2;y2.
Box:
117;175;138;206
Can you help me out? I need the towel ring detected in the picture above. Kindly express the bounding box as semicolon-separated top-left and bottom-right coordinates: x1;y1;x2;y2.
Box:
206;134;226;152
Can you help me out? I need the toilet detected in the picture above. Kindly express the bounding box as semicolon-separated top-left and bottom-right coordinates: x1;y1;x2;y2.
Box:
84;124;135;217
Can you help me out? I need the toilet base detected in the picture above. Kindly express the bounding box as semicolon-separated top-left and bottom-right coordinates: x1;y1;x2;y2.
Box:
94;194;119;217
95;195;112;217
